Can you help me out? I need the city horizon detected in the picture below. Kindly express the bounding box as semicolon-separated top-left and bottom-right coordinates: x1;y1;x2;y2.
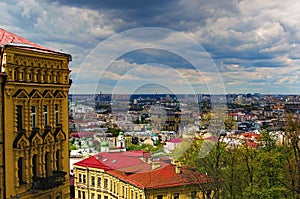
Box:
70;93;300;95
1;1;300;94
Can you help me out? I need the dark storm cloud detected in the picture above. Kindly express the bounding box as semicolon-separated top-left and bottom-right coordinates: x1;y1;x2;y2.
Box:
48;0;174;9
1;0;299;94
118;49;194;69
46;0;240;31
47;0;181;29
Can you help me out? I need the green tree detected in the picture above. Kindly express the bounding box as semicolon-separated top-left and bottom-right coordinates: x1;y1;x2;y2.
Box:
107;127;122;137
69;142;78;150
281;114;300;198
224;116;236;131
174;138;225;199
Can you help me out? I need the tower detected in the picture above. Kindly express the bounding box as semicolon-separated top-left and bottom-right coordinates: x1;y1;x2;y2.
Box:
117;132;125;148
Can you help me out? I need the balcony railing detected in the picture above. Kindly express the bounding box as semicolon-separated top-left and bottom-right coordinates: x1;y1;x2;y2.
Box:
32;171;67;190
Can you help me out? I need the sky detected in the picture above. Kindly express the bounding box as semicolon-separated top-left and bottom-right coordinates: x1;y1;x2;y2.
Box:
0;0;300;95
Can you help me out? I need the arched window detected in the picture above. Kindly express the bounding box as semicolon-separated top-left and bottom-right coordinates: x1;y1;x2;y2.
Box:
55;104;59;125
32;154;37;178
16;105;23;131
29;72;33;81
56;150;61;171
18;157;25;184
14;70;17;81
45;152;50;177
31;106;36;128
44;105;48;126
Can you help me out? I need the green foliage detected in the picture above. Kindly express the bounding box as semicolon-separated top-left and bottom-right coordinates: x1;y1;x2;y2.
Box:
107;127;122;137
200;112;211;129
224;116;236;131
127;143;163;153
173;138;204;167
173;130;300;199
69;142;78;150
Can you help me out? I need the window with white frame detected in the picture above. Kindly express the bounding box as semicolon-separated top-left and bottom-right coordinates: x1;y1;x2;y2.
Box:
43;105;48;126
91;176;95;186
97;177;101;187
31;106;36;128
55;104;59;125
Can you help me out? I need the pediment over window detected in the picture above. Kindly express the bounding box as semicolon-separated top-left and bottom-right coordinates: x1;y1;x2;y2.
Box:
13;89;29;99
29;89;43;99
42;90;54;98
13;131;30;149
54;90;65;98
54;128;66;142
29;128;43;146
42;127;55;144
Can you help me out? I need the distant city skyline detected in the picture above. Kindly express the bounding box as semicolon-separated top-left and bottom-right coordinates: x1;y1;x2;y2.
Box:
1;1;300;94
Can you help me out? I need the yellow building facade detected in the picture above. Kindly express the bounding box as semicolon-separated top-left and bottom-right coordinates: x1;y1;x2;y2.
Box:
0;28;71;198
73;151;215;199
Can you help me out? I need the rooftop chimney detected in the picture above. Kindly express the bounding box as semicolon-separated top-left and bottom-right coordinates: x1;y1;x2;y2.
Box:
172;160;181;174
152;161;161;170
175;165;181;174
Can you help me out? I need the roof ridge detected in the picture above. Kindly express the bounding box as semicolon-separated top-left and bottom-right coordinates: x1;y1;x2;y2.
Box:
0;32;5;43
0;28;71;59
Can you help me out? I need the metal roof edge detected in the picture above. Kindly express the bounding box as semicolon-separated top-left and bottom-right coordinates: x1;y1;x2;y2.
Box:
3;43;72;62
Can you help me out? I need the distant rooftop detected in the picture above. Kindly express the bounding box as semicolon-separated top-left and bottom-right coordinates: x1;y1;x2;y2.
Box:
167;137;182;143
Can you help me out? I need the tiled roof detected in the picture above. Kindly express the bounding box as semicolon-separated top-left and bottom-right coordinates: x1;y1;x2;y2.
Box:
108;164;214;189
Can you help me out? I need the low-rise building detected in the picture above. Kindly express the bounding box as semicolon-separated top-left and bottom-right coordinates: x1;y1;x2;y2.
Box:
164;137;182;153
73;151;216;199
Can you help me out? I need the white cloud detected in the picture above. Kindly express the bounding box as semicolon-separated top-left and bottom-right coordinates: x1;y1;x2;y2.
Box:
1;0;300;94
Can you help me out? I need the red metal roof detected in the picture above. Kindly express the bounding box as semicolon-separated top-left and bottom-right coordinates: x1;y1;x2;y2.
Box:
0;28;46;49
74;156;112;170
167;138;182;143
70;132;96;138
0;28;71;59
108;164;214;189
73;151;151;170
73;150;214;189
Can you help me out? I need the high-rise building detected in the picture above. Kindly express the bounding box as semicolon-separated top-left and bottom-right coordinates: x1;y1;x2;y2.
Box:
0;28;71;198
